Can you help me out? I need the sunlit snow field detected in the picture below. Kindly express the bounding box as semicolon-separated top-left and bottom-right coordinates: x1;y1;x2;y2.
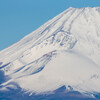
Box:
0;7;100;100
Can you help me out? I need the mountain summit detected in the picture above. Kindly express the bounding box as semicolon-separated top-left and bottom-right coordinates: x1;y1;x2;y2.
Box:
0;7;100;98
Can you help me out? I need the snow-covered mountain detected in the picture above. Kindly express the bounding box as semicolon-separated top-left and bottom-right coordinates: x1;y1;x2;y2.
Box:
0;7;100;99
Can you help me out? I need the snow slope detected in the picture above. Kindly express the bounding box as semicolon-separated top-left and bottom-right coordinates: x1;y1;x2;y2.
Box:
0;7;100;97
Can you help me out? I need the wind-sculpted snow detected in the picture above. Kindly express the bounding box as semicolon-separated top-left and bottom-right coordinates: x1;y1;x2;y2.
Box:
0;7;100;99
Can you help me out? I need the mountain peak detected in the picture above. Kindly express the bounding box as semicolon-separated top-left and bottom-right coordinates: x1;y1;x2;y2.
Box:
68;6;100;9
67;7;100;13
0;7;100;98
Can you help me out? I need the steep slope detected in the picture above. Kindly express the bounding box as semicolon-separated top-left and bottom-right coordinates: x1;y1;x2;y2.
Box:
0;7;100;98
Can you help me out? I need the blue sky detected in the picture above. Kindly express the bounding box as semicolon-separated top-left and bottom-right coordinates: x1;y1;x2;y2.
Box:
0;0;100;51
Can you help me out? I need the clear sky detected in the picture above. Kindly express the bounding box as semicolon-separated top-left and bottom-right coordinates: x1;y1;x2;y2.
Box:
0;0;100;51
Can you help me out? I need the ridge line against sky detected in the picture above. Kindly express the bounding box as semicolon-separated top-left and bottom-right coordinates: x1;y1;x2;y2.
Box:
0;0;100;51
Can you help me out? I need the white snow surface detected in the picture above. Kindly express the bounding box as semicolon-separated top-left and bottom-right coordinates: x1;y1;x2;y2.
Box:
0;7;100;95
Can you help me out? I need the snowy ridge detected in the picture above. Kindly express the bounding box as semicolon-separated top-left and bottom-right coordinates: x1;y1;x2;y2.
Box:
0;7;100;97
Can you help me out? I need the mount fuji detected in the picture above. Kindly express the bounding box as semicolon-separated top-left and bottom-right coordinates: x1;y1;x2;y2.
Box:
0;7;100;99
